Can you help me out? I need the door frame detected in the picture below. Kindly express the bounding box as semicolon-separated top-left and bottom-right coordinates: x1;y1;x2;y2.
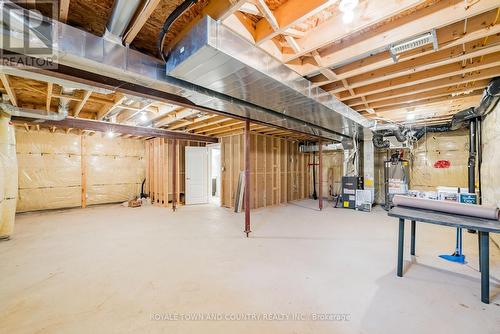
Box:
207;143;221;205
185;146;209;205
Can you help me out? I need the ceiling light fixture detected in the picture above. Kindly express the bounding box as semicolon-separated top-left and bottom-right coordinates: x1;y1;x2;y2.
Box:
140;112;148;122
106;130;115;138
339;0;358;24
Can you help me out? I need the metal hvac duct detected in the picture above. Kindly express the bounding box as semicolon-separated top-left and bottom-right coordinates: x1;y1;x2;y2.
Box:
0;1;371;141
451;77;500;130
166;16;372;141
104;0;143;43
372;127;407;148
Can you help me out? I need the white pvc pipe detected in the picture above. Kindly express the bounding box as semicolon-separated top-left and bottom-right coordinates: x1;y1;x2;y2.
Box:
393;195;500;221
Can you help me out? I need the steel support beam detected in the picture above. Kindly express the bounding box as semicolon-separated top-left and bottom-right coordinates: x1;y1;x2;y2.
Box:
12;116;219;143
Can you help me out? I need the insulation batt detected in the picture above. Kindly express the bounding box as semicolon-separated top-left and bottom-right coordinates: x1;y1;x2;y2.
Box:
393;195;500;220
15;129;145;212
0;114;18;238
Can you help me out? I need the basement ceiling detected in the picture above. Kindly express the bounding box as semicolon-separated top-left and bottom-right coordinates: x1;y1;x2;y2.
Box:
10;0;500;129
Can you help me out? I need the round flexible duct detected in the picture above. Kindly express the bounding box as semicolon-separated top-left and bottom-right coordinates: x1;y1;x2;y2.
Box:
373;134;390;149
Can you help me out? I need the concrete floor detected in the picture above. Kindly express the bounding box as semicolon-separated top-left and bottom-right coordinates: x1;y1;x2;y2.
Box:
1;200;499;334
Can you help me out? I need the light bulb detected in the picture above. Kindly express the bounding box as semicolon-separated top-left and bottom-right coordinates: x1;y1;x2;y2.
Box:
106;130;115;138
343;11;354;24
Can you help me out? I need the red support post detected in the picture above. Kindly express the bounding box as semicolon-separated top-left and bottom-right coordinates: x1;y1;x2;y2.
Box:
244;120;251;237
172;139;177;212
319;140;323;211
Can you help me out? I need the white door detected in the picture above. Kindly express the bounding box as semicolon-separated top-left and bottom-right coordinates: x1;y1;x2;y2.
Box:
185;147;208;205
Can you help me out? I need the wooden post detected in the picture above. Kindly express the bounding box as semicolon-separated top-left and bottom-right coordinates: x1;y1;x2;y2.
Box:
319;140;323;211
244;120;251;237
172;139;177;211
81;134;87;208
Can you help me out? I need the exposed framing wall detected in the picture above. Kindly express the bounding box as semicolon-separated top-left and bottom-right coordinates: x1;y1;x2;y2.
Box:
220;133;311;209
144;138;204;207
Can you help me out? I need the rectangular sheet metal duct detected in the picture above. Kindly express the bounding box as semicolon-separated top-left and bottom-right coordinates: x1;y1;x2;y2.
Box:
0;2;372;141
166;16;371;141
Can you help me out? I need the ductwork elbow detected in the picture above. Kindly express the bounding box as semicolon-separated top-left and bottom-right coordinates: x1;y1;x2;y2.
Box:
104;0;143;44
451;77;500;129
475;76;500;118
0;102;68;121
393;128;406;142
373;134;390;149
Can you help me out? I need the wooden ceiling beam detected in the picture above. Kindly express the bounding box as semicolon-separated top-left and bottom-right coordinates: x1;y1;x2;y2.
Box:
254;0;337;45
284;35;301;54
239;2;261;16
205;125;246;136
123;0;162;45
343;65;500;105
13;117;219;142
284;0;425;63
321;36;500;93
374;90;483;114
308;9;500;86
97;93;126;120
183;116;231;131
350;80;490;110
0;74;17;106
331;54;500;100
46;82;53;112
168;114;214;130
141;105;182;125
154;108;199;127
195;119;243;134
169;0;248;48
255;0;279;32
59;0;70;23
297;0;499;77
350;80;489;112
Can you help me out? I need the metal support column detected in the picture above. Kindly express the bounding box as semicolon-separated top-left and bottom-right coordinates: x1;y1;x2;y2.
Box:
479;231;490;304
244;120;251;237
410;220;416;256
397;218;405;277
172;139;177;212
319;140;323;211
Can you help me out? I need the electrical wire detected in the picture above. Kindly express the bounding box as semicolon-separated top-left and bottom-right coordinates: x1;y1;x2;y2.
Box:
157;0;198;62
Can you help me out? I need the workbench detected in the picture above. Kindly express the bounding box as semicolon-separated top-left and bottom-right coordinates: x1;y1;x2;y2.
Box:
388;206;500;304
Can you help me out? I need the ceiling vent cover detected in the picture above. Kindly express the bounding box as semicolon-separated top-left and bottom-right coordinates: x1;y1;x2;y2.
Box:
389;30;437;62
